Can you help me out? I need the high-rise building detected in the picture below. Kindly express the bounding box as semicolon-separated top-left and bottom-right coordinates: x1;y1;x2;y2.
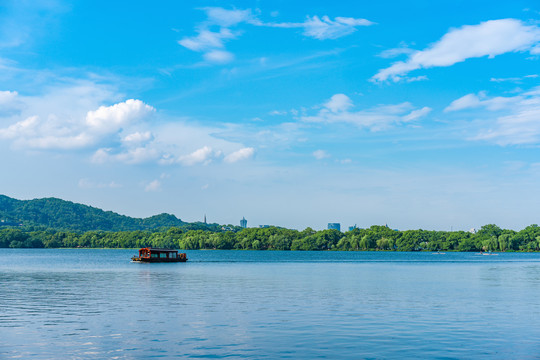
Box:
240;217;247;228
328;223;341;231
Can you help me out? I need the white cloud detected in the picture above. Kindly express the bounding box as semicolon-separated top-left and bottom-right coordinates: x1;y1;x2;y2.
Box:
301;15;374;40
86;99;155;134
373;19;540;82
203;7;255;27
446;87;540;145
78;178;122;189
445;94;482;112
91;148;111;164
302;94;431;130
269;110;287;116
0;115;38;138
122;131;153;144
179;28;236;52
0;90;22;116
313;149;330;160
490;74;539;83
178;9;244;64
474;106;540;145
203;49;235;63
403;107;432;121
178;146;218;165
116;147;160;164
0;90;17;104
324;93;353;113
0;97;154;150
88;120;255;166
257;15;374;39
445;92;521;112
145;179;162;192
179;7;374;64
378;45;415;59
405;75;428;83
0;115;95;149
490;77;523;83
91;147;160;164
224;147;254;163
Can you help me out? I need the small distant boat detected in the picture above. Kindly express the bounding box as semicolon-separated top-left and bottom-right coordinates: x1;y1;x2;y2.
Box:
477;251;499;256
132;248;187;263
432;251;446;255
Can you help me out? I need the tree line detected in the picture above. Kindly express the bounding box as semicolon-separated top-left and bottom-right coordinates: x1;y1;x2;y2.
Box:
2;223;540;251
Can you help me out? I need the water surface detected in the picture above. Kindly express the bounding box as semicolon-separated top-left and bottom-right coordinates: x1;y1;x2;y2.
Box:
2;250;540;359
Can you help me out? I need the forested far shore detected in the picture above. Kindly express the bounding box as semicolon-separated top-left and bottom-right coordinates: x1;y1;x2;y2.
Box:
2;224;540;251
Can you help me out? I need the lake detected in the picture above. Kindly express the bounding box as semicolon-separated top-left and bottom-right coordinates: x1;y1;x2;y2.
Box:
2;249;540;359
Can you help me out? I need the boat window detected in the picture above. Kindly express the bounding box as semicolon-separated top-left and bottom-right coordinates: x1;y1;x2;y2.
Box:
160;253;167;258
151;253;158;258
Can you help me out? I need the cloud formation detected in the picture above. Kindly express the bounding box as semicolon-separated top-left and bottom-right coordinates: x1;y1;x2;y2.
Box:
0;98;154;150
313;149;330;160
0;90;18;104
302;94;431;130
179;7;373;64
122;131;153;145
224;147;255;163
444;92;520;112
446;87;540;145
176;146;254;165
179;27;237;63
145;179;162;192
293;15;373;40
78;178;122;189
86;99;155;134
0;84;254;167
178;146;219;165
373;19;540;82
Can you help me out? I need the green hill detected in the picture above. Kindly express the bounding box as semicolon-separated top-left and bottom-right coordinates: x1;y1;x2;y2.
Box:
0;195;190;232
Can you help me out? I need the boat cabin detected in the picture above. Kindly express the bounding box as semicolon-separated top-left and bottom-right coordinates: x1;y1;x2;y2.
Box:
132;248;187;262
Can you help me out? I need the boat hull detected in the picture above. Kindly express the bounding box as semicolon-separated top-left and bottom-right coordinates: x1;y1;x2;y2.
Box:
132;257;187;263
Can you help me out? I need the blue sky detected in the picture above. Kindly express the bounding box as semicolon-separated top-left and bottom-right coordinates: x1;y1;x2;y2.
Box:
1;0;540;230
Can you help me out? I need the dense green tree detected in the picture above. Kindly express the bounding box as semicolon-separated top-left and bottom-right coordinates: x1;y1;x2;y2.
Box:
0;228;30;248
477;224;503;238
397;231;421;251
268;234;293;250
458;237;480;252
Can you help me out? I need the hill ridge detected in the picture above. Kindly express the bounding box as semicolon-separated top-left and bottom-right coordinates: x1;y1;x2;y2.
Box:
0;194;190;232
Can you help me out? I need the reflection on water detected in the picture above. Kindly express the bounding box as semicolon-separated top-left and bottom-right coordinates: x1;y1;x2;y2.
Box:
2;249;540;359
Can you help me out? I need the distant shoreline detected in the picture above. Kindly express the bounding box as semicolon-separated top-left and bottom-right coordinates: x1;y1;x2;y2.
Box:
5;247;538;253
2;223;539;252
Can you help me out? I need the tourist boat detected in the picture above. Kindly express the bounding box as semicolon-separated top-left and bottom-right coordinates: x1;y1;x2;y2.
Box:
131;248;188;263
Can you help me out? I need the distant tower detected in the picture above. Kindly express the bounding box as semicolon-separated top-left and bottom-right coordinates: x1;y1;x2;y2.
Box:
328;223;341;231
240;217;247;229
204;215;207;224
